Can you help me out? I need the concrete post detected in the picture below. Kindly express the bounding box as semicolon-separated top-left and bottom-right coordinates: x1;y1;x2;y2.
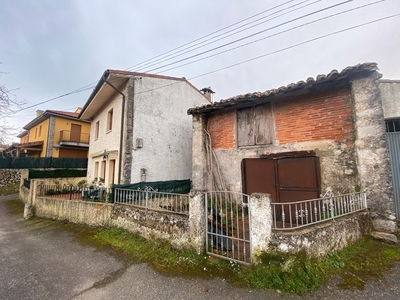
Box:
19;169;29;201
191;114;207;190
23;179;36;219
249;193;272;264
188;190;206;254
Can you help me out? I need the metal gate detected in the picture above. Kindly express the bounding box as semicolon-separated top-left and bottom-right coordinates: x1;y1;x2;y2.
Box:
387;132;400;220
205;191;251;265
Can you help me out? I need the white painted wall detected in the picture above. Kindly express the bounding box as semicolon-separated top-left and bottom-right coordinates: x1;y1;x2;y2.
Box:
380;81;400;119
130;76;208;183
87;92;123;186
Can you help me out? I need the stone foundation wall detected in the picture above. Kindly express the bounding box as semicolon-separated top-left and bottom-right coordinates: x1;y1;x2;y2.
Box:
35;197;113;227
268;211;371;257
0;169;22;187
112;204;190;249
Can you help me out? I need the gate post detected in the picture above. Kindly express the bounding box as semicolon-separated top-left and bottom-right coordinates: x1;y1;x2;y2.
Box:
188;190;206;254
249;193;272;264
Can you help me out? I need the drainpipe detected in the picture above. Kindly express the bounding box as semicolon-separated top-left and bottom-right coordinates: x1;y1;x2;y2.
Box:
103;75;125;184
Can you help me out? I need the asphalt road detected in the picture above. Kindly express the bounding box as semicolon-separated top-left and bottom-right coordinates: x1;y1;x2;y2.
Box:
1;194;400;300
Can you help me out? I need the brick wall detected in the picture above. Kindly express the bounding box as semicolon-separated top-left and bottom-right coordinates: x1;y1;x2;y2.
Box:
275;87;354;145
207;110;236;149
207;87;354;149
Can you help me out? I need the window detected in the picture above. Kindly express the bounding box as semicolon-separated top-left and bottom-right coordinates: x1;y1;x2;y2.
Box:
237;103;273;147
39;125;42;137
107;109;113;132
386;119;400;132
95;121;100;139
94;162;99;179
35;128;37;138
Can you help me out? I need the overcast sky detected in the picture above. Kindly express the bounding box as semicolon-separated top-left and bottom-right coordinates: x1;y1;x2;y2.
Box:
1;0;399;142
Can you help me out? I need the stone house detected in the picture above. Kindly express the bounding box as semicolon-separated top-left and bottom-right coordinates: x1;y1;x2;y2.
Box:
188;62;396;233
14;108;90;158
78;70;210;187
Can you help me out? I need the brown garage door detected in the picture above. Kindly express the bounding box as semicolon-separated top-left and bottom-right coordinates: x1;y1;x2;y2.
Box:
241;152;320;204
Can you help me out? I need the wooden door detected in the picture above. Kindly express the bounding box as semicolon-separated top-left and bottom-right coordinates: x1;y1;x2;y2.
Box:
242;152;320;204
70;124;81;143
241;158;277;202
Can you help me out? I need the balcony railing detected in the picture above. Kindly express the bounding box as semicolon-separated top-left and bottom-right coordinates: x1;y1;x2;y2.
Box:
59;130;90;144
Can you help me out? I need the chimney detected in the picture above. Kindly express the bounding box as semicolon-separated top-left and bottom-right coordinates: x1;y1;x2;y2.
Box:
200;87;215;103
36;110;44;117
75;107;82;114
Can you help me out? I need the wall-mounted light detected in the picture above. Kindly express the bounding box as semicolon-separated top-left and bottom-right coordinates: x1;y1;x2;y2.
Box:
141;168;146;182
136;138;143;149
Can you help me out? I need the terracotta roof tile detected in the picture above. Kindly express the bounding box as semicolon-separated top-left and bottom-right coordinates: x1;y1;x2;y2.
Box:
47;110;79;118
188;62;378;115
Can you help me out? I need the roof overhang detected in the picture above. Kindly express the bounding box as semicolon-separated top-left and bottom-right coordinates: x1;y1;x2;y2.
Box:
14;141;44;151
78;69;208;120
78;71;130;120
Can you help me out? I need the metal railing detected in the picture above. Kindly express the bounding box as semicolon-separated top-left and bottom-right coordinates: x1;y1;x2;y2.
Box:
59;130;90;144
272;191;367;230
38;184;112;202
205;191;251;265
114;186;189;215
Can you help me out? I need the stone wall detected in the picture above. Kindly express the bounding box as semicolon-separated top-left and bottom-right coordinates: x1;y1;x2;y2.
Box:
352;73;396;232
35;197;113;227
380;80;400;119
250;193;371;262
269;212;371;257
0;169;22;187
25;180;206;254
23;181;371;263
112;204;190;249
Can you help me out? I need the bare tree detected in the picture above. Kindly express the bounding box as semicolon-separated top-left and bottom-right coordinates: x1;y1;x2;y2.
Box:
0;69;26;145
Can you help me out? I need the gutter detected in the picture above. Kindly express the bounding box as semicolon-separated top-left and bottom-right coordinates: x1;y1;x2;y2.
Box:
102;75;126;184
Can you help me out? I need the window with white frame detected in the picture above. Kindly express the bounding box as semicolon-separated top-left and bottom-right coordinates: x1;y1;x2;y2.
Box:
95;120;100;139
94;161;99;180
107;109;113;132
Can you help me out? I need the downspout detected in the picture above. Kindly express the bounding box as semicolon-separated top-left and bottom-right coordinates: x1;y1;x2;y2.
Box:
103;76;125;184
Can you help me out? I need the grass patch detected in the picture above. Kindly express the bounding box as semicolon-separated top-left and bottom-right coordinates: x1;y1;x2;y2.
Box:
64;224;400;294
3;198;25;215
336;237;400;289
0;183;19;195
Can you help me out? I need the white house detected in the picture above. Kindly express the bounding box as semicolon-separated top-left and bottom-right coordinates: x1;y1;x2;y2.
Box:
79;70;210;187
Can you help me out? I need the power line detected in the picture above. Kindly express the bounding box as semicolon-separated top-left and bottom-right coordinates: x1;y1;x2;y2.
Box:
125;0;300;71
75;0;360;91
16;2;306;113
134;0;319;72
188;14;400;81
14;1;395;113
116;13;399;98
143;0;355;73
156;0;384;74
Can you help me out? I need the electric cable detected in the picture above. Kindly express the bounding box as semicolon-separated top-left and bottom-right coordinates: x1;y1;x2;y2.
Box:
133;0;318;72
13;1;395;113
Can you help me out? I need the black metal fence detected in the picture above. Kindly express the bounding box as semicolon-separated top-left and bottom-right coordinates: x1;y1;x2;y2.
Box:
113;179;191;194
23;178;31;189
39;184;112;202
